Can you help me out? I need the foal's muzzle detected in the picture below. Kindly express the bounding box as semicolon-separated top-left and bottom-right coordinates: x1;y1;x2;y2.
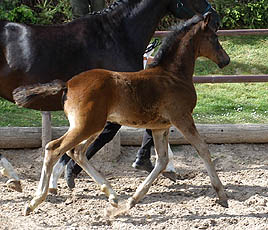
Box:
218;56;230;69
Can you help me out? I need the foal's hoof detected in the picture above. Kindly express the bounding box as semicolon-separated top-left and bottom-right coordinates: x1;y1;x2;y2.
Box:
105;200;131;218
216;199;229;208
24;205;33;216
109;195;118;208
48;188;58;195
6;179;22;192
162;171;177;182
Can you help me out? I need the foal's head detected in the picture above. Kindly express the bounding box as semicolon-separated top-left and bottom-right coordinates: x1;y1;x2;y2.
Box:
198;13;230;68
149;14;229;72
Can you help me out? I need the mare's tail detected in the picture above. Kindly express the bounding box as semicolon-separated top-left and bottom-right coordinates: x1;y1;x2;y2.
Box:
13;80;66;107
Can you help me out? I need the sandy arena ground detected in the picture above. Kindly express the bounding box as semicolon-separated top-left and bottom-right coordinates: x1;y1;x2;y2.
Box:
1;143;268;230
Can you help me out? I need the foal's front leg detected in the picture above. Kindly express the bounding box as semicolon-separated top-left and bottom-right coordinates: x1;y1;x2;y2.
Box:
106;129;169;218
172;113;228;207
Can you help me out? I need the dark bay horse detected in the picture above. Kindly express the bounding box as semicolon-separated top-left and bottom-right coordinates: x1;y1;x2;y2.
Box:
14;13;230;216
0;0;220;192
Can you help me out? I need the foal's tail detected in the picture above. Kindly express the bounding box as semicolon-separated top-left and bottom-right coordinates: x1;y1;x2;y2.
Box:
13;80;66;107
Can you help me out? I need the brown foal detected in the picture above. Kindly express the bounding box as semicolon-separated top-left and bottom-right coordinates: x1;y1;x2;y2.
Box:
14;14;230;217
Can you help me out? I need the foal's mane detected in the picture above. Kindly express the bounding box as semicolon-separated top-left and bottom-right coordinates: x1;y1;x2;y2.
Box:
149;15;204;68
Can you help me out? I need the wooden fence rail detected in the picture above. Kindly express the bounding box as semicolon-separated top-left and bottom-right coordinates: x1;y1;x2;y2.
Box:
154;29;268;37
1;124;268;148
194;75;268;83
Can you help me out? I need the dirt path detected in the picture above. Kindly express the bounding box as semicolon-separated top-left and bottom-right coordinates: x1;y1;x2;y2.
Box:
1;143;268;230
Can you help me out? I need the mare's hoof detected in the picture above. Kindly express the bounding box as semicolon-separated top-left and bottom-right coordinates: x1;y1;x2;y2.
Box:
24;205;33;216
162;171;177;182
216;199;229;208
132;158;154;173
6;179;22;192
48;188;58;195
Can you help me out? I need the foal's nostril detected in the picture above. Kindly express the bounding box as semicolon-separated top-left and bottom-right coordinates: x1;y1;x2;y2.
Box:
219;57;230;68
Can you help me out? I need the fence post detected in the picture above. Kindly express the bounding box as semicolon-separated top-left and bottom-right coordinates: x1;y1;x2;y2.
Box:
41;111;52;149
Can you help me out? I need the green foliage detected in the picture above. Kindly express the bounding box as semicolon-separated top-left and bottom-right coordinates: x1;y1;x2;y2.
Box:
212;0;268;29
0;0;72;24
34;0;72;25
0;0;37;24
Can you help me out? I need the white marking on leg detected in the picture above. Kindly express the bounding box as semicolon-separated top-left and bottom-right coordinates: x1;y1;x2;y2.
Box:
26;147;55;215
163;143;176;173
0;155;20;181
49;159;65;190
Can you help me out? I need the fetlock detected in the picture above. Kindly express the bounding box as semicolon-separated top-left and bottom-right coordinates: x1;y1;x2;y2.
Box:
132;157;154;173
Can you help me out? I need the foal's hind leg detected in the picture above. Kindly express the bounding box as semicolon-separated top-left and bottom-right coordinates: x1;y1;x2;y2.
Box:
171;113;228;207
106;129;169;218
24;128;88;215
67;136;118;207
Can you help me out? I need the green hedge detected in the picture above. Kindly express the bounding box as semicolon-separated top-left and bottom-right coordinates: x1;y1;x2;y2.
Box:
0;0;71;24
0;0;267;29
213;0;268;29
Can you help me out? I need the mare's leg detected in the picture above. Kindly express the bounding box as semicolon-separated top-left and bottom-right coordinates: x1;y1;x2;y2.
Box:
67;136;118;207
65;122;121;188
132;129;154;172
106;129;169;218
24;128;89;216
0;153;22;192
133;129;176;181
48;154;71;194
171;113;228;207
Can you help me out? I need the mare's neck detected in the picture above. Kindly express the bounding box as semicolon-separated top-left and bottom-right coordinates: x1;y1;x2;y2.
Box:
124;0;170;56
